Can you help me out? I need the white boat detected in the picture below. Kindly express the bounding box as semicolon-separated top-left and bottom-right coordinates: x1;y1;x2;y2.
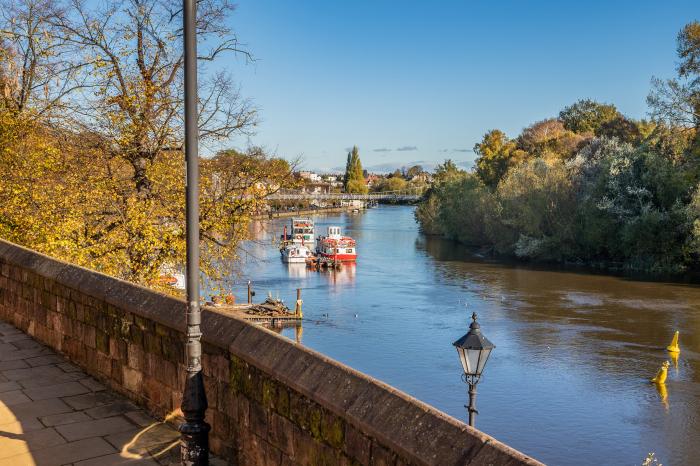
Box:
281;244;314;263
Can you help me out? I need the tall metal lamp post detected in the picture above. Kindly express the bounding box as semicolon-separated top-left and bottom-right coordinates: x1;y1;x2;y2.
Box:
179;0;210;464
453;312;495;427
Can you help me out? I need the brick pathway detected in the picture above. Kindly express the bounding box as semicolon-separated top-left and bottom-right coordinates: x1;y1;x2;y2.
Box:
0;321;207;466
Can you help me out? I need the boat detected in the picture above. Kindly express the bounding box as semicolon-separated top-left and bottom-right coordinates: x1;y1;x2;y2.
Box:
281;243;314;263
280;218;315;247
157;267;186;290
316;226;357;262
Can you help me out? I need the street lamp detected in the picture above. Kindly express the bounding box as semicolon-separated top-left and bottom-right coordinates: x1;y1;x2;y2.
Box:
180;0;210;464
453;312;495;427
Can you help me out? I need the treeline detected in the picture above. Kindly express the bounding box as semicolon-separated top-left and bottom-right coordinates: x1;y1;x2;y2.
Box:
416;22;700;273
0;0;294;288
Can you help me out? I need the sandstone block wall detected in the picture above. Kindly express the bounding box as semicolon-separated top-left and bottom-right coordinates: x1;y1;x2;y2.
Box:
0;239;542;466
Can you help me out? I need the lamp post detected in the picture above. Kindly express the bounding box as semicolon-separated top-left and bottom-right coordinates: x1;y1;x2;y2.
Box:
453;312;495;427
179;0;210;464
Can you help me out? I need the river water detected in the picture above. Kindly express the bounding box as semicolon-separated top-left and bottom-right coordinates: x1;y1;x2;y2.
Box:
231;205;700;466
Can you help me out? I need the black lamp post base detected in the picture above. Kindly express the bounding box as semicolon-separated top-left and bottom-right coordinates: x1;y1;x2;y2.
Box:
180;422;211;466
180;370;210;465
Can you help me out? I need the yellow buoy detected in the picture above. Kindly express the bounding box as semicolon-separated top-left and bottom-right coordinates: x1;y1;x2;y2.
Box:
666;331;680;353
651;361;670;384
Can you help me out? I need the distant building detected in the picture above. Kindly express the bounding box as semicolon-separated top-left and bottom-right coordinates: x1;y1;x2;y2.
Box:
300;182;331;194
410;172;432;183
298;171;322;182
365;174;381;187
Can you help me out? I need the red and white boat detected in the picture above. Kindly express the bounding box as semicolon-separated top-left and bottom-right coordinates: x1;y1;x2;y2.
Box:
316;226;357;262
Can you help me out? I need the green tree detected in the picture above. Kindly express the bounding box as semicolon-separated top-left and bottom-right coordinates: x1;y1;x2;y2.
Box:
406;165;423;178
377;176;407;192
559;99;620;134
433;159;465;183
389;169;403;179
344;145;368;193
596;115;641;144
437;174;497;246
474;129;527;187
497;158;577;259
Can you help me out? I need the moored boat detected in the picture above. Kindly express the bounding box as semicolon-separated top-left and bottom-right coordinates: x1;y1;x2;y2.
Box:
316;226;357;262
281;244;314;263
280;218;315;247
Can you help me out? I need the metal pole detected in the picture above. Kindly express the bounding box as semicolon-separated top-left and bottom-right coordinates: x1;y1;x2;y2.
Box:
295;288;302;318
180;0;209;463
467;383;478;427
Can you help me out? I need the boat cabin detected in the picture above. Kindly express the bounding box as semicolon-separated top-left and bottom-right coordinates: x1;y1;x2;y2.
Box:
290;218;314;244
318;226;357;261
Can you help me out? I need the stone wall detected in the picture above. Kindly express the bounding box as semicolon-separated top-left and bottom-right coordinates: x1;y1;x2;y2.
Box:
0;239;543;466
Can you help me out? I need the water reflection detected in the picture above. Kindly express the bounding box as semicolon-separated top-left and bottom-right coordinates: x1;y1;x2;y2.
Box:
669;350;679;372
286;263;310;279
322;263;356;287
265;321;304;344
655;382;669;409
284;260;356;286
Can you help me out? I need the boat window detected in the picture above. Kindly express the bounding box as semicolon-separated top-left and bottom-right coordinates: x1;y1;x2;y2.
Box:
346;249;353;253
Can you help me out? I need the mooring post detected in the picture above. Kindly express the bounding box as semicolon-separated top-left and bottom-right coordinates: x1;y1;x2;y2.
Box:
295;288;303;318
247;281;252;304
180;0;210;462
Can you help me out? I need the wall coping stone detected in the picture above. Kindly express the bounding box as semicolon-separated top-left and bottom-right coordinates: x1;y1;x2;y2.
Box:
0;239;543;466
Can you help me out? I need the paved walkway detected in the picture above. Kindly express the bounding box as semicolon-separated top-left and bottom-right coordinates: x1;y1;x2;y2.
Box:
0;321;204;466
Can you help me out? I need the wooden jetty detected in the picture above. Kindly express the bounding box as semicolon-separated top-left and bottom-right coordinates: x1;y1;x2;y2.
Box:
209;292;303;325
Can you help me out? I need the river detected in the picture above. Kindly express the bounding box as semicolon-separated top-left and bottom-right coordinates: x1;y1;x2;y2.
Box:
229;205;700;466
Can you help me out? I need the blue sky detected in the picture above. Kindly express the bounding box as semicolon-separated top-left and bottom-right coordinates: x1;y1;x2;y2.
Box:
222;1;698;172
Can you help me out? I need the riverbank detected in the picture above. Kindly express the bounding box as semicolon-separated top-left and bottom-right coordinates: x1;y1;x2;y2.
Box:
421;233;700;283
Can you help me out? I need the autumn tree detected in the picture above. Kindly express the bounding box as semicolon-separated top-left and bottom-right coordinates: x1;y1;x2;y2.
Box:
50;0;256;198
0;0;86;254
376;176;407;192
648;20;700;158
0;0;80;118
0;0;295;288
517;119;586;159
51;0;265;284
474;129;527;188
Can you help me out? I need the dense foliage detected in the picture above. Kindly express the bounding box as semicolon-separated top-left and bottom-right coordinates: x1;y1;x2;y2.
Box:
416;22;700;273
0;0;294;288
